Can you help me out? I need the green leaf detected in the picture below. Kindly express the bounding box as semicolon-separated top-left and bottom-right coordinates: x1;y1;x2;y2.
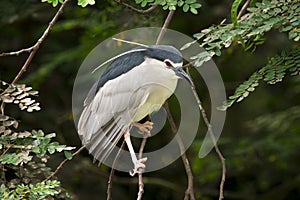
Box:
41;0;60;7
77;0;95;7
163;5;169;10
32;146;40;154
183;4;189;12
47;145;56;154
177;0;184;7
185;0;196;4
231;0;244;27
141;0;148;7
190;3;201;9
64;151;73;160
181;40;197;50
190;7;198;14
169;5;176;10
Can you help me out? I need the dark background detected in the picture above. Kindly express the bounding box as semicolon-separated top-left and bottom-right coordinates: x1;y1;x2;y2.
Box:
1;0;300;199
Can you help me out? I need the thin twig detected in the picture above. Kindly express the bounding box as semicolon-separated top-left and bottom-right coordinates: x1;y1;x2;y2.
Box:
163;102;196;200
43;145;86;182
237;0;251;19
10;0;70;84
137;136;148;200
0;47;33;57
186;68;226;200
114;0;158;14
155;10;175;45
107;141;125;200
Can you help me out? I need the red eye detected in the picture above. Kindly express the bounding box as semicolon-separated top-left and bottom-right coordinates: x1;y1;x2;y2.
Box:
164;60;172;67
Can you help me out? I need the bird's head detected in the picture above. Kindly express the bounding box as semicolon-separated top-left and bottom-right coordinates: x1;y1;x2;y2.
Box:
142;45;192;84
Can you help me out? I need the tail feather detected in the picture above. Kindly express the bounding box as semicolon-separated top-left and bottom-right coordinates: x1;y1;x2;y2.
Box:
85;117;128;165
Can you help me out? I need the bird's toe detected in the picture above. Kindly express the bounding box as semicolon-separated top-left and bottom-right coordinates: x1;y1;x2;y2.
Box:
129;157;147;176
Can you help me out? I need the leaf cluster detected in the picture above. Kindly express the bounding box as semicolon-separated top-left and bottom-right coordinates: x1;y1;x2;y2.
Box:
0;180;60;200
181;0;300;109
182;0;300;67
0;81;40;112
219;48;300;110
135;0;201;14
41;0;95;7
0;81;74;199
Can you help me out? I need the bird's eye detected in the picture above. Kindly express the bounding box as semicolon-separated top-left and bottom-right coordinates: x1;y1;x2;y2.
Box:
164;60;172;67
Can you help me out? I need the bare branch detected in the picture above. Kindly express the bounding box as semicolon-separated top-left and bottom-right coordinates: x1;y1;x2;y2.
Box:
163;102;196;200
137;136;148;200
43;145;85;182
237;0;251;19
156;10;175;45
0;47;33;57
114;0;158;14
186;67;226;200
10;0;70;84
107;141;125;200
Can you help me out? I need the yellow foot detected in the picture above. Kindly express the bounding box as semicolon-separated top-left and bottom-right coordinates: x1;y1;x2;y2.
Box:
129;157;147;176
134;121;154;136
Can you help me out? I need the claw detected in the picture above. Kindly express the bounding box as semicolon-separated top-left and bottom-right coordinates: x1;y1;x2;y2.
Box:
134;121;154;136
130;157;147;176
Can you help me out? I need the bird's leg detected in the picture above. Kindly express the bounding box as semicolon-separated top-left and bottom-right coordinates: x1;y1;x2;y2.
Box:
124;131;147;176
133;121;154;136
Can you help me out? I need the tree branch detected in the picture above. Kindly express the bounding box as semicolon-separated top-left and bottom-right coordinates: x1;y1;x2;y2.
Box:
8;0;70;84
137;136;147;200
163;102;196;200
237;0;251;19
114;0;158;14
0;47;33;57
186;68;226;200
107;141;125;200
43;145;86;182
156;10;175;45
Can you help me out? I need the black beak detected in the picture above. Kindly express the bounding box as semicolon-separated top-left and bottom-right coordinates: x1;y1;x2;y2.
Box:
175;67;192;85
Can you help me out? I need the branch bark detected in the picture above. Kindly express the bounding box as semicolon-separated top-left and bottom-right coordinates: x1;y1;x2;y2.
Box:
114;0;158;14
0;47;33;57
7;0;71;84
43;145;86;182
163;102;196;200
137;136;147;200
156;10;175;45
107;141;125;200
186;68;226;200
237;0;251;19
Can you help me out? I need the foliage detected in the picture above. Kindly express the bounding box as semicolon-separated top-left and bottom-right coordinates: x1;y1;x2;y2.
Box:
0;80;74;199
182;0;300;109
41;0;95;7
41;0;201;12
41;0;64;7
219;48;300;110
135;0;201;13
0;81;40;112
0;180;60;200
183;0;300;66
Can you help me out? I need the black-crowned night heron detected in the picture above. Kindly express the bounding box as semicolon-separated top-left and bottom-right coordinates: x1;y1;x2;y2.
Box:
78;45;192;176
